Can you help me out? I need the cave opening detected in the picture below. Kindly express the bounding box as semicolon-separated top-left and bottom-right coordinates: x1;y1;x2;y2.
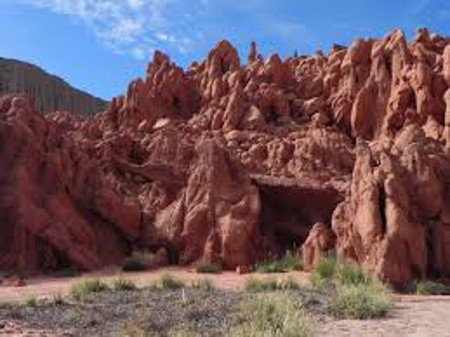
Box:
255;177;343;255
167;248;180;265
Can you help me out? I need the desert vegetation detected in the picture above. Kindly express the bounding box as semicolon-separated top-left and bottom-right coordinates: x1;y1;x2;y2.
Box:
245;277;300;292
0;263;400;336
253;251;304;273
190;278;215;291
148;273;186;290
230;294;313;337
0;269;323;336
309;257;392;319
195;261;223;274
113;278;137;291
70;278;110;300
414;280;449;295
22;296;38;308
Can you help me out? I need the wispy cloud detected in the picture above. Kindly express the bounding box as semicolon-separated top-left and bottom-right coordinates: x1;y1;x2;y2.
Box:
22;0;206;60
20;0;317;62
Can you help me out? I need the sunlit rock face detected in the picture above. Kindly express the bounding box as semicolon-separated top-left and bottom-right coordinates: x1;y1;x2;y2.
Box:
3;29;450;284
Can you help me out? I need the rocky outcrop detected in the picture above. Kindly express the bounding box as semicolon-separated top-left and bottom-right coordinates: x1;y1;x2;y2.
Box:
333;126;450;284
302;222;335;271
3;29;450;284
0;57;107;116
152;138;261;268
0;95;128;272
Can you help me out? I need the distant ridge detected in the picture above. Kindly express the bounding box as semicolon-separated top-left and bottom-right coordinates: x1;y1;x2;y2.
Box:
0;57;107;116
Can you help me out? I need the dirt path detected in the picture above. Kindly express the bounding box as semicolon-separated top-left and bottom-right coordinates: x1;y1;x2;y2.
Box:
317;296;450;337
0;267;309;303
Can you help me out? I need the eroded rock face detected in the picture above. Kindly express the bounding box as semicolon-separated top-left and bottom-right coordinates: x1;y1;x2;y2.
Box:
3;29;450;283
152;138;261;268
302;222;335;271
0;57;107;115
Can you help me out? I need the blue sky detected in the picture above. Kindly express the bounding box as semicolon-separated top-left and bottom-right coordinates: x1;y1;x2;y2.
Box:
0;0;449;100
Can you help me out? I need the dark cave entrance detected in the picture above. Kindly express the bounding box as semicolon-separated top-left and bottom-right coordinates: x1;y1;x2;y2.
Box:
254;176;343;253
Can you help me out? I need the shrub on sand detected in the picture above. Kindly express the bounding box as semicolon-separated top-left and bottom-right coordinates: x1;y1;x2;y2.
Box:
23;295;38;307
279;277;300;290
415;281;448;295
245;278;279;292
70;278;109;300
190;278;215;291
230;293;313;337
335;262;372;286
328;281;392;319
254;251;303;273
309;256;338;289
113;278;137;291
149;274;185;290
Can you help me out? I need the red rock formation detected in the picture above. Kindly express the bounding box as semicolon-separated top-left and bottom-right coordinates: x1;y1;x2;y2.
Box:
150;138;262;268
302;222;335;271
3;29;450;284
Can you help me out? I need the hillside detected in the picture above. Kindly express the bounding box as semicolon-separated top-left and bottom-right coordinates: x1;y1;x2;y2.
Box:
0;57;107;115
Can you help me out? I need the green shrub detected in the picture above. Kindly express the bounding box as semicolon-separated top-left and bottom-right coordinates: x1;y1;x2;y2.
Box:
230;294;313;337
335;262;372;286
23;295;38;307
254;251;303;273
149;274;185;290
314;256;337;278
70;278;109;300
309;256;337;288
309;257;373;289
245;278;279;292
279;251;304;271
190;278;214;291
122;251;154;272
113;278;137;291
328;282;391;319
280;277;300;290
195;261;223;274
416;281;448;295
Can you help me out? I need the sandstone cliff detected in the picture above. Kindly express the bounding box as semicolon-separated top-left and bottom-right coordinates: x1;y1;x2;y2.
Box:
2;28;450;285
0;57;107;116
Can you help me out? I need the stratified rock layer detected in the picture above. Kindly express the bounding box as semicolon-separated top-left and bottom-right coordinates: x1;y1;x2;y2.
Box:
2;28;450;284
0;57;107;116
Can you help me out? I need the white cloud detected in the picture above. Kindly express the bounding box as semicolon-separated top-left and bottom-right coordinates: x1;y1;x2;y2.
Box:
131;47;146;60
127;0;145;10
155;32;169;41
23;0;207;60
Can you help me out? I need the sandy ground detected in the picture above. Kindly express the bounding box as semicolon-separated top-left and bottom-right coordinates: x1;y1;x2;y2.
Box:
317;296;450;337
0;267;309;303
1;268;450;337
